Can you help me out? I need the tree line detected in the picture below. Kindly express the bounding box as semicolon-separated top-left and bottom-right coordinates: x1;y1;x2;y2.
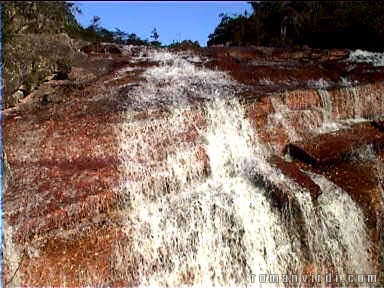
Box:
208;1;384;50
1;1;164;46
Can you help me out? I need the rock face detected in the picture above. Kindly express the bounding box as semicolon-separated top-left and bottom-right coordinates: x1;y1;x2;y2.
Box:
287;123;384;165
3;33;86;109
3;45;384;286
3;50;136;286
2;152;13;194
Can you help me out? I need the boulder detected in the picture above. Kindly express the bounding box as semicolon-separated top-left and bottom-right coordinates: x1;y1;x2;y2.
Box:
286;123;384;165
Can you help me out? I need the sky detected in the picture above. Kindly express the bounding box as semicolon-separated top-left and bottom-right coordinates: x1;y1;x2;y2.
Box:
74;1;252;46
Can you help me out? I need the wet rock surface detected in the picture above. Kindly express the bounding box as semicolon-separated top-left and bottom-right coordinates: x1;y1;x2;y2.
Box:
3;51;150;285
286;123;384;165
270;155;321;200
3;45;384;286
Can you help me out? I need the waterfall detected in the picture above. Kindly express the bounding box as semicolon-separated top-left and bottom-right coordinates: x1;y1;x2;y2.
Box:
348;49;384;67
318;89;332;122
116;98;301;287
114;49;375;287
269;96;301;142
315;88;346;134
296;172;373;277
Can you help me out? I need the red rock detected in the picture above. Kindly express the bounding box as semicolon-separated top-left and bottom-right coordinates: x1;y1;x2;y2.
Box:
270;155;321;200
286;123;384;165
328;49;349;61
307;161;383;233
329;82;384;120
246;96;274;118
3;52;131;286
283;89;321;110
4;44;384;286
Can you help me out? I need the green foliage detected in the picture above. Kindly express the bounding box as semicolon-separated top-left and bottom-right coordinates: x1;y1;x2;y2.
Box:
208;13;254;46
208;1;384;50
2;1;78;41
1;1;156;46
68;17;159;46
168;40;201;50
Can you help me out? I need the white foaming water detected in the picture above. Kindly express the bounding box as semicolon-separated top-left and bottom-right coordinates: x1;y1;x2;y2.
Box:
124;49;237;110
310;174;373;275
269;96;301;142
314;89;346;134
308;78;331;89
115;49;375;287
304;173;373;277
318;89;332;121
348;49;384;67
117;98;300;287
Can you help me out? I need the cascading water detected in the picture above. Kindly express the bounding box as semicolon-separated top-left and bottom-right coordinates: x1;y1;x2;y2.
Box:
297;172;373;277
348;50;384;67
269;96;301;142
114;48;376;287
315;88;349;134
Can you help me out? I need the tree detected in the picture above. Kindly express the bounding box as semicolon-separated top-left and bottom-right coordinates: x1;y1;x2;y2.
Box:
2;1;81;39
112;28;129;44
90;15;101;31
150;28;161;46
208;1;384;50
150;28;160;41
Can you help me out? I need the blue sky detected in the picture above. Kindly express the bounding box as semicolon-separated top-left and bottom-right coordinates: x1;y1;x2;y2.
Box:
74;1;252;46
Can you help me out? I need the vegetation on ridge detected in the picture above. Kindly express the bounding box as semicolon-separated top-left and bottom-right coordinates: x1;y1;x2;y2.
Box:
208;1;384;50
0;1;165;108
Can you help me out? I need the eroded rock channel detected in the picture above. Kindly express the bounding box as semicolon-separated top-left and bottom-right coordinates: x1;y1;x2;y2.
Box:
3;45;384;286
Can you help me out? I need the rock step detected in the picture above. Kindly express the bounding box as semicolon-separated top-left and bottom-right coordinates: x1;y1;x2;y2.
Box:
269;156;321;199
286;122;384;165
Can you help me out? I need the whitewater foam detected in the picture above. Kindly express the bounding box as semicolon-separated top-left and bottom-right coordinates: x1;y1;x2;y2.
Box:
115;49;375;287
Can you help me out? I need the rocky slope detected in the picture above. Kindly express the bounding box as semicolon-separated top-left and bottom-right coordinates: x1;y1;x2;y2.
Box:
3;44;384;286
3;33;87;109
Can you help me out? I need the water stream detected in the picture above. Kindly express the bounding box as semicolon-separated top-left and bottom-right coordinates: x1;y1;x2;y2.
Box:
114;48;377;287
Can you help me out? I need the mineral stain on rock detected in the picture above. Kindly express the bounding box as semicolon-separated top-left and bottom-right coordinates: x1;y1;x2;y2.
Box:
3;41;384;286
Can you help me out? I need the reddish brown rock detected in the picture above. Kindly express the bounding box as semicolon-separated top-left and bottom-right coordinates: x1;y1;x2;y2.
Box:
2;51;139;286
270;156;321;200
329;82;384;120
283;89;321;111
286;123;384;165
328;49;349;61
4;44;384;286
246;96;274;119
299;159;384;272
